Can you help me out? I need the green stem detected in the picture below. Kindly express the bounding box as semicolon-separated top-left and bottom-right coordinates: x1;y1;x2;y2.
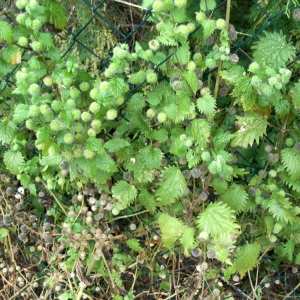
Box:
108;209;149;223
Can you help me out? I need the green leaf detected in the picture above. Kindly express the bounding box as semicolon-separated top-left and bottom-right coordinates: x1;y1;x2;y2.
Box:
12;25;30;40
40;155;62;166
2;45;20;64
264;216;274;237
196;94;216;121
186;150;200;168
200;0;216;10
184;70;198;94
281;147;300;180
85;137;105;154
231;113;268;148
252;31;295;69
20;173;31;188
112;180;137;205
202;19;216;39
0;21;12;43
175;45;190;65
172;8;188;23
0;119;17;143
158;213;185;248
138;189;157;213
191;119;211;148
291;82;300;109
127;238;144;253
197;202;240;238
0;58;12;76
180;227;197;257
142;0;155;8
234;243;261;276
42;0;67;29
127;93;146;112
58;290;76;300
28;183;37;196
95;154;118;173
13;104;30;124
110;77;127;98
37;126;52;143
4;150;25;175
138;146;163;170
151;129;168;142
295;253;300;265
0;228;8;241
59;109;73;127
104;138;130;152
221;183;249;213
156;166;187;205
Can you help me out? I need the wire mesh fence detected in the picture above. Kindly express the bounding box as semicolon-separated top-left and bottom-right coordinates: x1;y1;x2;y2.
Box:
1;0;300;299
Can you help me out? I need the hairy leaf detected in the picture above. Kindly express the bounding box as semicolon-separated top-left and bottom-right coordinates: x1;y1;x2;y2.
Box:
252;31;295;69
0;21;12;43
175;45;190;65
112;180;137;205
221;183;249;213
13;104;30;124
0;119;17;144
151;129;168;142
196;94;216;121
110;77;127;98
281;147;300;180
4;150;24;175
104;138;130;152
234;243;261;276
158;213;185;248
138;146;163;170
197;202;240;237
180;227;197;257
291;82;300;109
191;119;211;148
231;113;267;148
95;154;118;173
200;0;216;10
138;189;157;213
42;0;67;29
40;155;62;166
85;137;105;154
184;71;198;94
202;19;216;39
127;238;144;253
156;166;187;205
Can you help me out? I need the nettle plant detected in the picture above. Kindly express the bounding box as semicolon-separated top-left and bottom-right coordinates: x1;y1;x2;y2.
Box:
1;0;300;297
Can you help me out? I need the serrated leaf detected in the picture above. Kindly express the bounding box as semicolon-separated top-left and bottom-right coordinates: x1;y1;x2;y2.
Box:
281;148;300;180
127;238;144;253
200;0;216;10
127;93;146;112
40;155;62;166
151;129;168;142
197;202;240;237
234;243;261;276
172;8;188;23
37;126;51;143
12;25;30;40
110;77;127;98
295;253;300;265
186;150;200;168
158;213;185;248
4;150;25;175
0;21;12;43
38;32;54;48
221;183;249;213
0;119;17;144
104;138;130;152
58;290;76;300
85;137;105;154
112;180;137;205
0;58;12;76
156;166;187;205
291;82;300;109
231;113;267;148
2;45;20;64
264;216;274;237
202;19;216;39
180;227;197;257
139;189;157;213
13;104;30;124
184;71;198;94
175;45;190;65
191;119;211;148
196;94;216;121
139;146;163;170
213;130;233;150
20;173;31;188
28;183;37;196
42;0;67;29
95;154;118;173
252;31;295;69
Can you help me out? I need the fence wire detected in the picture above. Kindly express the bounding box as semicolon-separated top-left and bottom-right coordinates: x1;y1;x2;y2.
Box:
1;0;300;299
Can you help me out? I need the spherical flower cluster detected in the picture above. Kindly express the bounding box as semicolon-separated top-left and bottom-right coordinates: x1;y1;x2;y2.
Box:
148;39;160;52
216;18;226;30
106;109;118;120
